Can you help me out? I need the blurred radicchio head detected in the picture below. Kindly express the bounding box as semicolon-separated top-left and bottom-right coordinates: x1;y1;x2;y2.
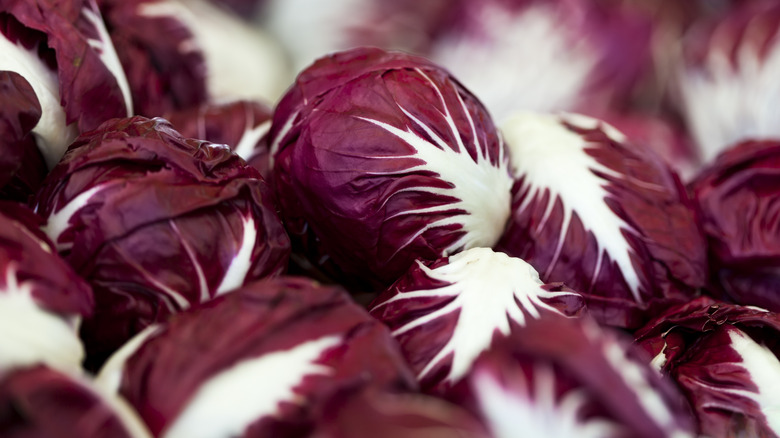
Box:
672;1;780;165
689;140;780;312
635;297;780;437
164;100;274;180
497;112;708;329
270;47;513;290
0;0;132;169
427;0;653;121
97;0;290;117
95;276;416;438
453;316;697;438
0;365;152;438
0;202;92;374
260;0;452;74
33;116;290;367
368;247;586;395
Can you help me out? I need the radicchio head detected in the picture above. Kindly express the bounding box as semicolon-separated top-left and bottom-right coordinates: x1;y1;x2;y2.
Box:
0;202;92;374
95;276;416;438
635;297;780;437
672;1;780;164
497;112;707;329
33;116;290;367
689;139;780;312
0;365;151;438
427;0;652;121
271;47;513;289
368;247;585;394
0;0;132;169
98;0;290;117
455;316;696;438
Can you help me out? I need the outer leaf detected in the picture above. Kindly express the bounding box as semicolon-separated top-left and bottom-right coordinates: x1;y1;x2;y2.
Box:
0;365;151;438
98;0;289;117
271;47;513;289
369;247;585;393
34;116;290;367
635;297;780;437
0;202;92;373
0;0;132;167
689;140;780;312
97;276;416;438
497;112;707;329
455;317;696;438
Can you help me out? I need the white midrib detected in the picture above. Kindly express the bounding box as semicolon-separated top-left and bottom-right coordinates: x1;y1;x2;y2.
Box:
81;2;133;116
162;335;341;438
375;248;580;384
502;112;641;302
0;30;77;168
0;264;84;373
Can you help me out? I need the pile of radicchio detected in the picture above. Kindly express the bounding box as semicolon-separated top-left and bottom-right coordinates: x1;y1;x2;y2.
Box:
2;0;780;436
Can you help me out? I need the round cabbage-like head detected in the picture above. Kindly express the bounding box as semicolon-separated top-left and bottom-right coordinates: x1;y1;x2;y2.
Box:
95;276;416;438
34;116;290;367
635;297;780;437
689;140;780;312
270;47;513;289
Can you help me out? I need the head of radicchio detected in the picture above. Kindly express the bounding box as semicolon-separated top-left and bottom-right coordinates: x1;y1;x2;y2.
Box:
270;47;513;290
689;139;780;312
368;247;586;395
98;0;290;117
0;0;132;169
672;1;780;164
635;297;780;437
452;315;696;438
163;100;274;179
95;276;416;438
496;112;708;329
427;0;652;121
0;365;152;438
0;202;92;374
33;116;290;368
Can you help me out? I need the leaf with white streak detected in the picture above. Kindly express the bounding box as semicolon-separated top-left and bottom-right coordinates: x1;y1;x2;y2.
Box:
370;247;584;388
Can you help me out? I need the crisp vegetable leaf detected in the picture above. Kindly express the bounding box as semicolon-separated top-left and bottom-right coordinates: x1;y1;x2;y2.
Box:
369;247;585;392
0;365;151;438
0;0;132;168
0;203;92;373
456;316;697;438
498;112;707;329
97;276;416;438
